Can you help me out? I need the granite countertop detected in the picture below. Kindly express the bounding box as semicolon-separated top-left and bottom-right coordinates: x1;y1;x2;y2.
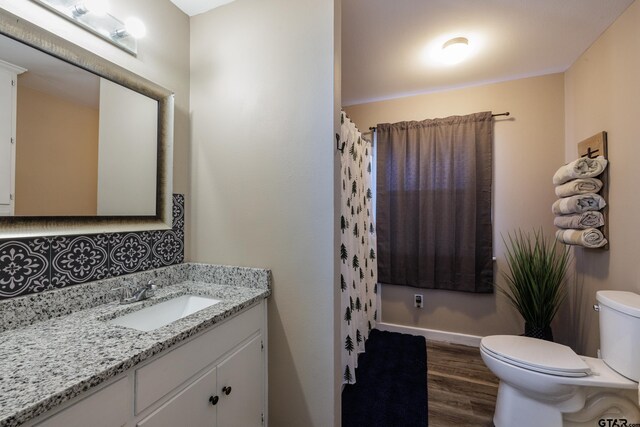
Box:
0;264;271;427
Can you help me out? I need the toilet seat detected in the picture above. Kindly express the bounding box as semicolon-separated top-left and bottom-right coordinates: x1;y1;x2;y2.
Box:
480;335;592;377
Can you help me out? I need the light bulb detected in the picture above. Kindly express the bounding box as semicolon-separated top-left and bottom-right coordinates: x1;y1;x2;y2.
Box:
124;17;146;39
439;37;470;65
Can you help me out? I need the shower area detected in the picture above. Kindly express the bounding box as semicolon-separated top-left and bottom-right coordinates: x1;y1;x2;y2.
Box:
338;111;378;385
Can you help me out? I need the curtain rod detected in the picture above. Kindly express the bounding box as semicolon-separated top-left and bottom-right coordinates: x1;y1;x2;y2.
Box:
367;112;510;132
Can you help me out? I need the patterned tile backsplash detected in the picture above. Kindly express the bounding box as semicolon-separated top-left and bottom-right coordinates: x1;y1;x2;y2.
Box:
0;194;184;300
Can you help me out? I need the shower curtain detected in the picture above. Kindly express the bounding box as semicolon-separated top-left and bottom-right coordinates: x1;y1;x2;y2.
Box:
340;112;378;384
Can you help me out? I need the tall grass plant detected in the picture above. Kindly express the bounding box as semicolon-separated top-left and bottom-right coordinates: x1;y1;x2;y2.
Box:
499;229;571;331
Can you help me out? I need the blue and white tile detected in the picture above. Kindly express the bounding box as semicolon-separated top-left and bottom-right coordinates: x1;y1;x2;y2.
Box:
0;238;50;298
51;235;109;287
109;232;153;276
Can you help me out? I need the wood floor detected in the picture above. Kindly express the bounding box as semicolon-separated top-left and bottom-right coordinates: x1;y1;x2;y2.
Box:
427;340;499;426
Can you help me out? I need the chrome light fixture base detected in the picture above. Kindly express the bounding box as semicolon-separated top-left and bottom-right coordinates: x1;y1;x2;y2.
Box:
30;0;139;56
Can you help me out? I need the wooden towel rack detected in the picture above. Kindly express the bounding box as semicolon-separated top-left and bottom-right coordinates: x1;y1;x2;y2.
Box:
578;131;609;250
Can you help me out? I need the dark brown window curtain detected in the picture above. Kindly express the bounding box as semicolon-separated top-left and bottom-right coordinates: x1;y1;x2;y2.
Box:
376;111;493;293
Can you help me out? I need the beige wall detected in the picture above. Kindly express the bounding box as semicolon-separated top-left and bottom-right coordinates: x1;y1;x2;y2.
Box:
345;74;566;339
15;85;98;216
564;0;640;356
189;0;338;426
333;0;342;425
0;0;190;251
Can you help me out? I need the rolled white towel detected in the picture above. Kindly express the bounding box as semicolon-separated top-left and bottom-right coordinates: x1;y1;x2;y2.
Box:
555;228;607;248
552;193;606;215
553;156;608;185
554;211;605;229
555;178;603;198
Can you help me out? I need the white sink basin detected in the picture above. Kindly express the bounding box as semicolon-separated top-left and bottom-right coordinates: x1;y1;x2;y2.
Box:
108;295;221;332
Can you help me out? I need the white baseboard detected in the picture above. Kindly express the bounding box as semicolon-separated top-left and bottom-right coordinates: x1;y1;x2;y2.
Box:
376;322;482;347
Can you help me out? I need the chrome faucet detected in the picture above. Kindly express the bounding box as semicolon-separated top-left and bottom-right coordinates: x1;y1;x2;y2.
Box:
113;280;157;304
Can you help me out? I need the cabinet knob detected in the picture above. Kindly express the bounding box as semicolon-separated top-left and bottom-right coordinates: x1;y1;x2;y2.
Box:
209;395;219;405
222;386;232;396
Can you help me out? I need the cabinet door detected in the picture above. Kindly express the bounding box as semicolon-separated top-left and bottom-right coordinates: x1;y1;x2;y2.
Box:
138;366;217;427
217;335;264;427
0;67;14;211
36;377;131;427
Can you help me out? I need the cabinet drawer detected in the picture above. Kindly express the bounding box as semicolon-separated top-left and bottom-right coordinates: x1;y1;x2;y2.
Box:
135;303;263;413
37;376;131;427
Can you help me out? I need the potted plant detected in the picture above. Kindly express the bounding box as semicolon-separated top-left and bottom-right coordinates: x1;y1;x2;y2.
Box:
499;229;571;341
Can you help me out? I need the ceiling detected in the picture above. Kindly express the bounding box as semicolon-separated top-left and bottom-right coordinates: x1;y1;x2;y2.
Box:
169;0;236;16
167;0;634;105
342;0;634;106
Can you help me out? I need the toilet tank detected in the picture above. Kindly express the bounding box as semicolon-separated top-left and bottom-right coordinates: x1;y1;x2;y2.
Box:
596;290;640;381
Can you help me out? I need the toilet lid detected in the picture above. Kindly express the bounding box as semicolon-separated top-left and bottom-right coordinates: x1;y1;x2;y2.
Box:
481;335;591;377
597;290;640;318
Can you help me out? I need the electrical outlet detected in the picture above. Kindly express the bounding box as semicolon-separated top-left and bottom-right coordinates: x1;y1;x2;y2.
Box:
414;294;423;308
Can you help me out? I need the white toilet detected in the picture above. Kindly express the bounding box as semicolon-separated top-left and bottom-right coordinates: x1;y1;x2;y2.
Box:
480;290;640;427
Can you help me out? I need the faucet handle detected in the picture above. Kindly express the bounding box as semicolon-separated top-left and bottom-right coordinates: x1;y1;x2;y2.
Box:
144;279;157;297
111;285;132;302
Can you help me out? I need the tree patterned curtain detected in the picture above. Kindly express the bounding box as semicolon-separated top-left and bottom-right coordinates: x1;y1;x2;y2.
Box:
340;112;378;385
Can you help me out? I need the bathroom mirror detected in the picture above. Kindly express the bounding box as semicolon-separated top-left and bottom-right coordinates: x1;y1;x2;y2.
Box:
0;9;174;238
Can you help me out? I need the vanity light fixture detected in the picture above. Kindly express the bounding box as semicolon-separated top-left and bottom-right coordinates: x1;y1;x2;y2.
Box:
71;3;90;16
123;17;147;39
439;36;470;65
72;0;109;17
111;17;147;39
30;0;145;56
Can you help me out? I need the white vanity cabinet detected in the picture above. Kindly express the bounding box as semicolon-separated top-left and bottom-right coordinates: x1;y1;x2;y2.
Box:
139;335;263;427
31;301;267;427
136;303;266;427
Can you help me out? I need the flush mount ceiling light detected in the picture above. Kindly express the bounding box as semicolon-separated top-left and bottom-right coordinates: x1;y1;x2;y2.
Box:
422;33;481;67
439;36;470;65
30;0;146;56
